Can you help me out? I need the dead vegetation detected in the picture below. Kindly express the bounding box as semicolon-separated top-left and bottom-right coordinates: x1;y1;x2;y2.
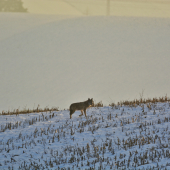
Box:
110;95;170;107
1;105;59;115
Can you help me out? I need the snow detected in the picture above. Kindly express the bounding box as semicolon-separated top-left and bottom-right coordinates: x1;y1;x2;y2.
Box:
0;102;170;169
1;13;170;112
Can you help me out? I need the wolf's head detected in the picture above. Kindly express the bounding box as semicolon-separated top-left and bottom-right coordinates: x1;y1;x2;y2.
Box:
87;98;94;106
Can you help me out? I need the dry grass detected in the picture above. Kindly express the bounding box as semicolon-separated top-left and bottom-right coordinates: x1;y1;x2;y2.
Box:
93;101;103;108
1;105;59;115
109;95;170;107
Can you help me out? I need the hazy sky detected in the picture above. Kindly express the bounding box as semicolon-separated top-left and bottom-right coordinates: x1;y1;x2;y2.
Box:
0;13;170;112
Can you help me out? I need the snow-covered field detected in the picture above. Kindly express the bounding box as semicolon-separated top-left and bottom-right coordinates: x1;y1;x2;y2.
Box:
0;101;170;169
1;13;170;112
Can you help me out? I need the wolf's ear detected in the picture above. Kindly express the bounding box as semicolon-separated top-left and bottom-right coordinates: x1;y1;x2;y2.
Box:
88;98;90;100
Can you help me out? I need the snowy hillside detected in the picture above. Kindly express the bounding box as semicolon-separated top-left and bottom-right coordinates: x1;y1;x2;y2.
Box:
0;99;170;169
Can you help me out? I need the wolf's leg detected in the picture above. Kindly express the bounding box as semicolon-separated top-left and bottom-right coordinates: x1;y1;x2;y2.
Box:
79;110;84;116
70;110;75;119
84;109;87;117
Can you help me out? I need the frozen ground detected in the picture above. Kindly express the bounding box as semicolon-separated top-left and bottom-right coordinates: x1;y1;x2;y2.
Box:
0;13;170;112
0;101;170;169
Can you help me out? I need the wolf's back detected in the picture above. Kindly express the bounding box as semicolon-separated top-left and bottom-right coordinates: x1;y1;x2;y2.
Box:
70;102;85;111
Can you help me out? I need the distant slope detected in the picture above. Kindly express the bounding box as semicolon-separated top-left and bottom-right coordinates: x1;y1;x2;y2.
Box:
0;101;170;169
22;0;170;17
0;13;170;112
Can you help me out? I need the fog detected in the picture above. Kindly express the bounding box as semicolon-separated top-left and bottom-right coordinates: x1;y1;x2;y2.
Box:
0;0;170;112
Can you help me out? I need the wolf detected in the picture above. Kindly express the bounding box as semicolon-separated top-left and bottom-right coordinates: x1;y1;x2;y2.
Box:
70;98;93;119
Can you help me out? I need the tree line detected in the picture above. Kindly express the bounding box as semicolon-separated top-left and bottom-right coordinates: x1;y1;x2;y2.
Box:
0;0;27;12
